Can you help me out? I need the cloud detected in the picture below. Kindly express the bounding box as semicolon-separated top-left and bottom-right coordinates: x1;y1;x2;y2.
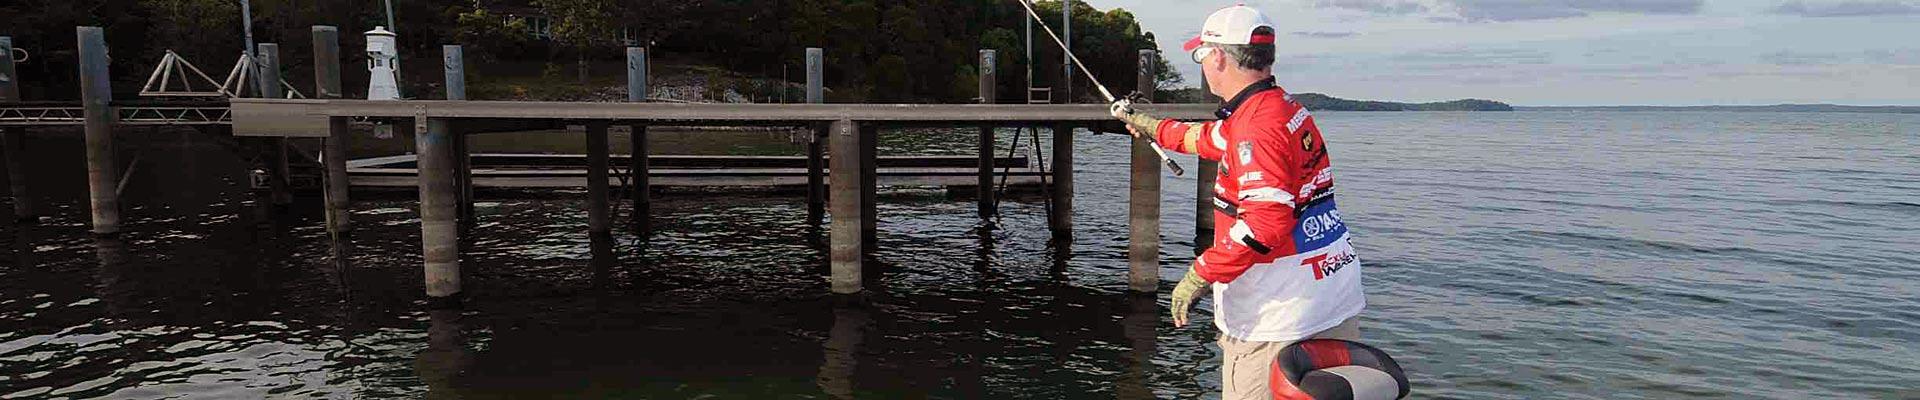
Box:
1441;0;1705;22
1769;1;1920;17
1312;0;1430;15
1758;50;1847;65
1865;48;1920;64
1291;31;1362;38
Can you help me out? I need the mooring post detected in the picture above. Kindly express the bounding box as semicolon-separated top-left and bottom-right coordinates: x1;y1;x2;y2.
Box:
313;26;352;235
586;121;611;235
804;48;826;226
77;27;120;234
443;45;473;224
828;119;864;294
977;49;997;220
1050;123;1074;241
258;43;293;206
1128;50;1161;293
0;36;33;222
626;46;650;234
418;113;461;299
1195;80;1217;253
860;124;877;249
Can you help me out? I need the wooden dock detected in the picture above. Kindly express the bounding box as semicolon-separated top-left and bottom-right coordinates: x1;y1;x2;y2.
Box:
345;154;1051;189
0;27;1221;301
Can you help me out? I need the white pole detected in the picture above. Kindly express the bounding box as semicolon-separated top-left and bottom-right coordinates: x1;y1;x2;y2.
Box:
384;0;398;32
1062;0;1071;103
240;0;260;97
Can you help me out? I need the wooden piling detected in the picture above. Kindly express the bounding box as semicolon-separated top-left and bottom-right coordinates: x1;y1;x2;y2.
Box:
443;45;473;224
626;47;650;233
586;121;611;234
1128;50;1160;293
312;26;352;235
1050;123;1073;241
258;43;293;206
1195;79;1218;253
418;113;461;298
828;119;864;294
77;27;119;235
1;36;33;222
805;48;825;226
977;50;997;220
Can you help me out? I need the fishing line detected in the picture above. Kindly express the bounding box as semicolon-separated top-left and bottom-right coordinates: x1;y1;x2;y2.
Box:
1011;0;1185;176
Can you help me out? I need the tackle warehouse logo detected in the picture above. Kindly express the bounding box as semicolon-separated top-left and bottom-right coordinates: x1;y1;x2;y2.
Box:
1299;250;1355;280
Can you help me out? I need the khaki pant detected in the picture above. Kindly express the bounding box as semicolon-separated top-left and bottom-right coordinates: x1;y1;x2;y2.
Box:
1217;317;1361;400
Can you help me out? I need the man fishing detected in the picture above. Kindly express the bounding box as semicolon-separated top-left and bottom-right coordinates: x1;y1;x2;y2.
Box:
1109;5;1367;399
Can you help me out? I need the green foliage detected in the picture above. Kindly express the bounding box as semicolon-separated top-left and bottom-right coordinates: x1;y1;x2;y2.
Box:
1290;93;1514;111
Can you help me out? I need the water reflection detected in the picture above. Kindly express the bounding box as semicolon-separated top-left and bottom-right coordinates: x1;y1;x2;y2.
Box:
1119;295;1159;400
417;308;474;399
817;306;869;399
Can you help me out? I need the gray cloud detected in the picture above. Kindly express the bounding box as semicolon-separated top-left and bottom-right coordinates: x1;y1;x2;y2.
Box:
1443;0;1705;22
1291;31;1362;38
1313;0;1430;15
1770;1;1920;17
1865;48;1920;64
1758;50;1847;65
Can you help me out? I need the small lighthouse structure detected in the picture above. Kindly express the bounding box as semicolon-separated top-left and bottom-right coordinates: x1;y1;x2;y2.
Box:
366;26;400;100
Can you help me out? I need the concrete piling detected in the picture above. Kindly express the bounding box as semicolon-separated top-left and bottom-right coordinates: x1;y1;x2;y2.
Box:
805;48;826;226
442;45;474;224
258;43;293;207
312;26;352;235
1;36;33;222
1128;50;1160;293
77;27;119;235
828;119;864;294
860;125;877;249
586;120;611;235
418;113;461;298
977;50;997;220
1050;123;1073;241
1195;79;1218;253
626;47;650;233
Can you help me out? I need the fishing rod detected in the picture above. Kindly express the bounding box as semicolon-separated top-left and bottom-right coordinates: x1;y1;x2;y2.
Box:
1012;0;1185;176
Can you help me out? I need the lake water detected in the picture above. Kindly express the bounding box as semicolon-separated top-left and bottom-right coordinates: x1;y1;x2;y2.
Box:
0;111;1915;399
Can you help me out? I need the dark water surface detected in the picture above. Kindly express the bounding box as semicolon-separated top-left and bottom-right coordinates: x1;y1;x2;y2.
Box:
1;111;1916;399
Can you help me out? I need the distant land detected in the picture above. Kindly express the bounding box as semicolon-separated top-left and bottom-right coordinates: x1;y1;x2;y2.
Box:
1292;93;1514;111
1159;88;1514;111
1516;104;1920;114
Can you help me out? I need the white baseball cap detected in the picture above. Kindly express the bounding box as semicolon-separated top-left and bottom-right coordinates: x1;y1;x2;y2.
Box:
1183;4;1276;63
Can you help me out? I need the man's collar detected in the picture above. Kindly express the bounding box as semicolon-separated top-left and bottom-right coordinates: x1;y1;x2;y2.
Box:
1215;77;1281;119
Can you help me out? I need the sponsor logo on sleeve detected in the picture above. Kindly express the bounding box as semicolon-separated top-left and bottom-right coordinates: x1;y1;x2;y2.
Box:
1238;171;1264;184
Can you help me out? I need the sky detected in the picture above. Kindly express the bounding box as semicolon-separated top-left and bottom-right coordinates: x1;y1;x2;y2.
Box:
1079;0;1920;106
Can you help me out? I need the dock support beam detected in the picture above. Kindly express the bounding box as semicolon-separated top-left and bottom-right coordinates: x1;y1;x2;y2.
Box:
860;125;877;249
419;115;461;299
313;26;352;235
443;45;473;224
78;27;120;235
1;36;33;222
586;121;611;235
1049;123;1073;242
626;46;650;234
1128;50;1161;293
258;43;293;207
828;119;864;294
805;48;826;226
977;50;997;220
1195;79;1217;253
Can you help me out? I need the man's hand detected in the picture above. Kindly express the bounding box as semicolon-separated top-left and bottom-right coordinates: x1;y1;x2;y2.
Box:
1169;267;1210;328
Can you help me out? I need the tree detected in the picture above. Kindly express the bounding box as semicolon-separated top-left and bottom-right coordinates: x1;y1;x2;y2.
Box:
536;0;616;84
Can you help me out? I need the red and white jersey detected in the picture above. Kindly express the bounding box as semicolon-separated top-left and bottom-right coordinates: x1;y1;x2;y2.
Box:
1150;78;1365;341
